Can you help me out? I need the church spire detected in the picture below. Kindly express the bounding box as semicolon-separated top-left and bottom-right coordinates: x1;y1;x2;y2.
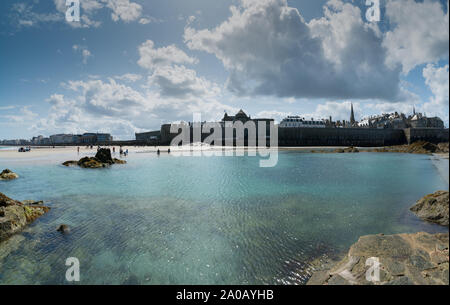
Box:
350;103;355;125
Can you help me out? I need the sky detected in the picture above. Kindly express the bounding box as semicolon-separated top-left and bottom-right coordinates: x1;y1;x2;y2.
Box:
0;0;448;140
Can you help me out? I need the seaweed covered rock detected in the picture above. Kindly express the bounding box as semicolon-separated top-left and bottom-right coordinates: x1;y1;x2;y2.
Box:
95;148;114;164
0;192;22;207
410;191;449;226
77;157;105;168
0;169;19;181
0;192;50;242
367;141;444;154
307;232;449;285
334;147;359;153
63;148;126;168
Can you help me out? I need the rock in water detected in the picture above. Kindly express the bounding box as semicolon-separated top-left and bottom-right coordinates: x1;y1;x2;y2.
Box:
0;169;19;181
95;148;114;164
63;148;126;168
0;192;50;242
307;232;449;285
57;224;70;234
410;191;449;226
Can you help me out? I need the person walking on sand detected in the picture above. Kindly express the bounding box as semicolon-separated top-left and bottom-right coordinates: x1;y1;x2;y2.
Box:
77;147;80;154
113;147;115;154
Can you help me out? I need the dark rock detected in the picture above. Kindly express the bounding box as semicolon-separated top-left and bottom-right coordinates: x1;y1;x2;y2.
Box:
0;192;22;207
57;224;70;234
63;149;126;169
410;191;449;226
95;148;114;164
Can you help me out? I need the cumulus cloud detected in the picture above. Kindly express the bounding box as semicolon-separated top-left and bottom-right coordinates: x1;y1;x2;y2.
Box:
422;63;449;123
148;65;220;99
105;0;142;23
184;0;401;100
137;40;220;99
32;78;233;139
383;0;449;74
138;40;198;71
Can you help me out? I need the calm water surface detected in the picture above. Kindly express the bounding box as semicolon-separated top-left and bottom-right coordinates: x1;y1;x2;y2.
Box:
0;151;448;284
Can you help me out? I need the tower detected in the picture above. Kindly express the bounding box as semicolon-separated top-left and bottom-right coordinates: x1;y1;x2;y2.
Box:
350;103;355;126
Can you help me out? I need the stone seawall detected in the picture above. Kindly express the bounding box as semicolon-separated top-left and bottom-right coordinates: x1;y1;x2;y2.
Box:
278;128;406;147
404;128;449;144
159;125;448;147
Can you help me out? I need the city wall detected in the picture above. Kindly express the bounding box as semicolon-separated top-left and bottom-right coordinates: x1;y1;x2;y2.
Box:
160;125;449;147
404;128;449;144
160;125;408;147
278;128;407;147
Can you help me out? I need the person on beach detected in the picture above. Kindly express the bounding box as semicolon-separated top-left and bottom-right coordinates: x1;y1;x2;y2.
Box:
77;147;80;154
113;147;115;154
157;149;160;155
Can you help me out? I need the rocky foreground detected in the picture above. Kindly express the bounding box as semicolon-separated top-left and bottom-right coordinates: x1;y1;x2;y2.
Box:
309;142;449;155
308;190;449;285
0;169;19;181
366;141;449;155
307;232;449;285
63;148;126;168
411;191;449;226
0;193;50;243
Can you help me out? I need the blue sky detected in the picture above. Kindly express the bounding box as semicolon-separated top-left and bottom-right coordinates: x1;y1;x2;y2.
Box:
0;0;448;140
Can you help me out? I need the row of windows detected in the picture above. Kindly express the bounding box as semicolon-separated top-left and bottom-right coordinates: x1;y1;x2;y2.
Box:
282;120;326;125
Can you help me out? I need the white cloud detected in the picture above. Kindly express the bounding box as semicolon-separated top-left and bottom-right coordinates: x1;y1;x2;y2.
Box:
138;40;198;71
422;63;449;123
32;78;232;139
383;0;449;74
184;0;401;100
11;2;62;28
73;45;92;64
105;0;142;23
256;110;292;123
0;106;38;123
148;65;221;99
114;73;143;82
137;40;216;99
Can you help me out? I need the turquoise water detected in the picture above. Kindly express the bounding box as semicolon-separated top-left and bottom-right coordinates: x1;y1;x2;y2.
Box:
0;151;448;284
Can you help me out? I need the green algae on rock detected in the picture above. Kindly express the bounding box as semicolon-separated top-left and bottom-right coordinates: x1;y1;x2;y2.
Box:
0;192;50;243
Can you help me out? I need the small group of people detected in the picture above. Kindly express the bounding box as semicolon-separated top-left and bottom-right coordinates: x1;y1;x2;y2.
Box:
76;145;128;156
18;146;31;152
119;146;129;156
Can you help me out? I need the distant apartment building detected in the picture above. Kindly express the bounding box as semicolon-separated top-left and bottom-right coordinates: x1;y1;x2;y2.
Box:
47;133;113;145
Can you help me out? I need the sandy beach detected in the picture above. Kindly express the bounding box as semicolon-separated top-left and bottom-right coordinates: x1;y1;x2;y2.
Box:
1;145;449;161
